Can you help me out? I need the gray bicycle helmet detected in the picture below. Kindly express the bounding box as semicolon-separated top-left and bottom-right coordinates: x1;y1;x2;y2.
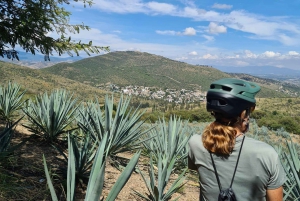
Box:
206;78;261;118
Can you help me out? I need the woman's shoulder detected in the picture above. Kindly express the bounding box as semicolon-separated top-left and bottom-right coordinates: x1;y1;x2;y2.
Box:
188;134;205;150
244;136;279;157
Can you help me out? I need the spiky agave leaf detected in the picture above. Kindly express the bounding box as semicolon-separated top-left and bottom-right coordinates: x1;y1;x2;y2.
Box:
44;131;141;201
85;132;110;201
70;130;97;185
43;155;59;201
142;116;192;169
0;117;25;160
0;81;26;123
23;89;79;142
105;150;141;201
280;141;300;200
78;95;151;162
135;116;192;201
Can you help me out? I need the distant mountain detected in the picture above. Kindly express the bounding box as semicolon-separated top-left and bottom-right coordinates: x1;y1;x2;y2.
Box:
41;51;231;91
214;66;300;79
0;60;107;100
41;51;292;98
0;51;83;69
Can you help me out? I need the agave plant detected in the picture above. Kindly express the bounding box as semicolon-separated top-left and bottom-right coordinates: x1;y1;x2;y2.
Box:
57;129;98;186
277;140;300;201
43;133;141;201
77;95;151;164
0;82;26;123
142;116;192;169
23;89;78;142
134;116;192;201
0;117;24;161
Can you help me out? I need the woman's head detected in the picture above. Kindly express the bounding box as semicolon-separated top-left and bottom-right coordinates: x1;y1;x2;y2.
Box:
202;78;260;155
206;78;260;118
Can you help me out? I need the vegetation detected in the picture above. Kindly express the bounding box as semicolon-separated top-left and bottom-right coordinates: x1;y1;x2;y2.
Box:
0;81;300;200
0;0;108;60
44;133;141;201
23;89;78;143
41;51;231;91
0;61;109;100
40;51;297;97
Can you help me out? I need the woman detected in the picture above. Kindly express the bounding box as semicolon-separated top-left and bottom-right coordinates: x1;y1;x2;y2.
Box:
188;78;286;201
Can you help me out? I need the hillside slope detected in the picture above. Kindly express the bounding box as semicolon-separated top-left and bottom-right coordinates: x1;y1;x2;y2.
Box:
41;51;229;90
41;51;291;98
0;61;108;100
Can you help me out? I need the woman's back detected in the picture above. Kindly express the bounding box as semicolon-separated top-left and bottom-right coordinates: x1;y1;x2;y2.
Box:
188;134;286;201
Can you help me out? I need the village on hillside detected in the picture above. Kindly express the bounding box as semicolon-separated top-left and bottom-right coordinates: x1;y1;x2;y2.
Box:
96;83;207;104
95;82;300;103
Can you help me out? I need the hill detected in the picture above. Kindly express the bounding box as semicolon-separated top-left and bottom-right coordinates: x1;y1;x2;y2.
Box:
41;51;290;98
0;61;108;100
0;51;82;69
41;51;230;90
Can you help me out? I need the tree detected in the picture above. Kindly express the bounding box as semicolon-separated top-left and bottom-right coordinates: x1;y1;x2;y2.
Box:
0;0;109;60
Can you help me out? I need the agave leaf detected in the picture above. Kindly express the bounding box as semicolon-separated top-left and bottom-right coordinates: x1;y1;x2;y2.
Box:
106;150;141;201
132;189;152;201
163;169;187;199
23;89;78;142
136;116;192;201
78;95;148;164
43;155;59;201
85;134;109;201
0;117;24;159
0;82;26;122
67;134;76;201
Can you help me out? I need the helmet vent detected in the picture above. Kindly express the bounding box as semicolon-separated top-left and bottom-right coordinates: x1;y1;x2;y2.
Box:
234;83;245;87
218;99;227;106
221;86;232;91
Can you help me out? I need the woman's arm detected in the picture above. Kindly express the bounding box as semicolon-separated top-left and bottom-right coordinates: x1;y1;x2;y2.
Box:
188;156;198;170
266;186;283;201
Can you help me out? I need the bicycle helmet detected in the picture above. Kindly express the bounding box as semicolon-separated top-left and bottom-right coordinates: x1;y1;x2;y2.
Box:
206;78;261;118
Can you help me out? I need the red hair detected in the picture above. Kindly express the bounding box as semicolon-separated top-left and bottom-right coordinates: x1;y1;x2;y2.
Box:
202;111;246;155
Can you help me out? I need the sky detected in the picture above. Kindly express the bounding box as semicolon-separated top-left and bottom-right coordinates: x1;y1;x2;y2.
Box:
48;0;300;70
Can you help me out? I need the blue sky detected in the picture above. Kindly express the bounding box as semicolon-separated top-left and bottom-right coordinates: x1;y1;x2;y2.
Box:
47;0;300;70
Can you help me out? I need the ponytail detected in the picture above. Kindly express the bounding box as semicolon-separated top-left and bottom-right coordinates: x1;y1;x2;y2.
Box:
202;112;245;155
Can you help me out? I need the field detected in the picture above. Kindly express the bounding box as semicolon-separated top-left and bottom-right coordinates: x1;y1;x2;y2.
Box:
1;83;300;201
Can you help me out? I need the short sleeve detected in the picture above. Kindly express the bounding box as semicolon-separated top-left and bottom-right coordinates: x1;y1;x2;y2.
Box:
267;154;286;189
188;140;195;161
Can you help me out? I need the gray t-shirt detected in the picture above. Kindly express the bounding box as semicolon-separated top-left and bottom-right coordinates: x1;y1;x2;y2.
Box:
188;134;286;201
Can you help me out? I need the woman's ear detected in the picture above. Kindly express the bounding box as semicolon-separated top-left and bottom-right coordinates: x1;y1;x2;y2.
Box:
240;110;247;119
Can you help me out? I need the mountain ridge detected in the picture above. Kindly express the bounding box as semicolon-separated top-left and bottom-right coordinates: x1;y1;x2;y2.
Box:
41;51;297;98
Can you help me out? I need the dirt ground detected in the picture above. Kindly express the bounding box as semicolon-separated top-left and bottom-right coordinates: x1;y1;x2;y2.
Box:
0;124;200;201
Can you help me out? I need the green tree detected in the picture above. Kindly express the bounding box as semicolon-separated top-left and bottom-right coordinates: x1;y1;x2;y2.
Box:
0;0;109;60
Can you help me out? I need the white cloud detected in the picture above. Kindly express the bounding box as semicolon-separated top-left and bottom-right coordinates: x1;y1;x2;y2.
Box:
146;2;177;14
278;34;298;46
156;30;180;35
189;51;198;56
244;50;258;58
87;1;300;45
288;51;300;56
202;54;218;59
262;51;281;58
202;35;215;42
235;60;249;66
183;27;196;35
156;27;196;36
208;22;227;34
212;3;233;10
